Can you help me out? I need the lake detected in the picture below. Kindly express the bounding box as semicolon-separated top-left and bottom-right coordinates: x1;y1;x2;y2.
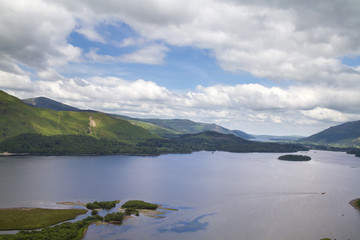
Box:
0;151;359;239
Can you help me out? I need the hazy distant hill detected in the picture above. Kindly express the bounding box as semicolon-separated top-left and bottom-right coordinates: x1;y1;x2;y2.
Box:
140;118;252;139
300;121;360;147
0;90;156;144
23;97;81;112
252;135;304;142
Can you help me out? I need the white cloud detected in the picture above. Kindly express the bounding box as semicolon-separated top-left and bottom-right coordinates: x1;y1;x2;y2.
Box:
2;0;360;85
86;44;169;65
37;68;66;81
1;0;360;135
74;0;360;86
300;107;359;123
120;44;169;65
0;0;81;70
3;73;360;135
0;70;34;91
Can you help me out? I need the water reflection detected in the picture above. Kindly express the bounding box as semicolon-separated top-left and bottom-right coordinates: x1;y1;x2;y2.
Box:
159;213;216;233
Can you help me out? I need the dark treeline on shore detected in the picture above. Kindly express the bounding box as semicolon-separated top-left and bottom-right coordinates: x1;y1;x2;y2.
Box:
0;132;308;156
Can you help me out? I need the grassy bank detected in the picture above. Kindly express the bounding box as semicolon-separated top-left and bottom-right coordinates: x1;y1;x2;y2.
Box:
0;208;87;230
0;216;101;240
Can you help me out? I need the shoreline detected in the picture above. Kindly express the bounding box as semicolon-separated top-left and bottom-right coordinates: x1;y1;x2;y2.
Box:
349;198;360;211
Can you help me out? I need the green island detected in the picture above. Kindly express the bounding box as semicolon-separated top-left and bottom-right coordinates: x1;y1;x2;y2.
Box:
0;200;170;240
278;154;311;161
350;198;360;211
121;200;158;210
85;200;120;210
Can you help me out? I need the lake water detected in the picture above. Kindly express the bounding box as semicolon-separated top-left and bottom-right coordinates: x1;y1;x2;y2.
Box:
0;151;360;240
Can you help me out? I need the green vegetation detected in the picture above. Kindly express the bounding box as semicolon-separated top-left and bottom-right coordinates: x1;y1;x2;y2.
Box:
114;116;252;139
300;120;360;147
86;200;119;210
356;199;360;208
140;118;252;139
121;200;158;210
0;131;308;156
0;215;102;240
124;208;139;216
0;90;308;156
0;199;162;239
103;212;124;223
138;131;308;154
347;149;360;157
278;154;311;161
0;90;157;144
0;208;87;231
0;134;137;155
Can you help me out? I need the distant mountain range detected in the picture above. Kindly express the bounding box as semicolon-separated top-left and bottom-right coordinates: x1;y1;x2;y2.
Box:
0;90;308;155
21;95;360;148
22;96;252;139
300;121;360;147
22;96;295;141
20;95;360;148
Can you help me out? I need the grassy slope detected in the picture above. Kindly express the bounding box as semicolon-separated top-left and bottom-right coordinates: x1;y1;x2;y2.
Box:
300;121;360;147
143;119;231;134
21;97;253;139
0;208;87;230
125;119;179;137
0;90;156;144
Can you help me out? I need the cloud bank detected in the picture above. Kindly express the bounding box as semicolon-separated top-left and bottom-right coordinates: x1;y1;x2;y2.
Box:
0;0;359;135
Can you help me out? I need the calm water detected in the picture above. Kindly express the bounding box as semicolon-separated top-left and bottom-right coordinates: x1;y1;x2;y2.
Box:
0;151;360;240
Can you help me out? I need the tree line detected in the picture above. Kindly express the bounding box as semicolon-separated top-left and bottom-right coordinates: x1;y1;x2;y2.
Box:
0;132;308;156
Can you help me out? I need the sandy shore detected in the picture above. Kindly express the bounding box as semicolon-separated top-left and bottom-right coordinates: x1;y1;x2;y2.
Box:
349;198;360;211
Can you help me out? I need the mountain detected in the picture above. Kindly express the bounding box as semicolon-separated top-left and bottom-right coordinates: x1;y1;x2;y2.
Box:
300;121;360;147
137;118;253;139
0;90;156;144
23;97;81;111
0;90;307;155
21;97;253;139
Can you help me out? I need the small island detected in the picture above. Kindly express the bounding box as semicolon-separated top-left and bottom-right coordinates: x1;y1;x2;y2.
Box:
278;154;311;161
350;198;360;211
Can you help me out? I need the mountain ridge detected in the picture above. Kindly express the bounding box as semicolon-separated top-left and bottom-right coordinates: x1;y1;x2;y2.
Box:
22;96;253;139
0;90;156;144
300;120;360;147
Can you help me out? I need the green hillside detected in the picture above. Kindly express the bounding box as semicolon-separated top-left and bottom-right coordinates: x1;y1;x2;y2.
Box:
136;118;252;139
0;90;156;144
138;131;307;154
20;97;253;139
300;121;360;147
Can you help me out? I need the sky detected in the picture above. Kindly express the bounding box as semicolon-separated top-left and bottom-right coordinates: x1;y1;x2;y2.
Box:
1;0;360;136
